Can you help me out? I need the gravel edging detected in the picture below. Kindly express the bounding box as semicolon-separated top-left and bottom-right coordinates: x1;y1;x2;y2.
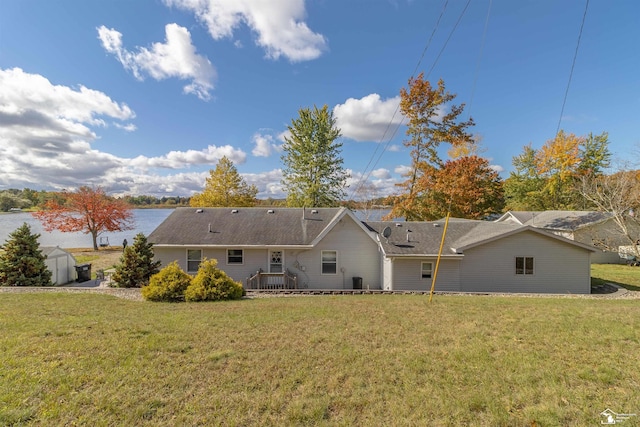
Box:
1;283;638;301
0;286;143;301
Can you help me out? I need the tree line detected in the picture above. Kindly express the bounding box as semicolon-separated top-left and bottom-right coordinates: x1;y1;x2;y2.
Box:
7;72;639;251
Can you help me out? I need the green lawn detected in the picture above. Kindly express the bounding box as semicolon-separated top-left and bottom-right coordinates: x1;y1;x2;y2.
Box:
1;293;639;426
592;263;640;291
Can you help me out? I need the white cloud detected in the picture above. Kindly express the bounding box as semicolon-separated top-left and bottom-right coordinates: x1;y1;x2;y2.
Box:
394;165;412;176
333;94;403;142
0;68;136;189
490;164;504;173
128;145;246;170
252;132;281;157
388;144;401;152
371;168;391;179
164;0;327;62
0;68;253;197
114;123;137;132
97;24;216;101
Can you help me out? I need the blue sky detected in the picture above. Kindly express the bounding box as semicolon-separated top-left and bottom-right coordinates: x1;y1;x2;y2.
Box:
1;0;638;200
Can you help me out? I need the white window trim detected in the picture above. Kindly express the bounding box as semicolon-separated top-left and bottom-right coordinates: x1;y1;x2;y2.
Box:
321;250;338;275
515;256;534;276
187;249;202;273
421;261;433;279
269;250;284;273
227;248;244;265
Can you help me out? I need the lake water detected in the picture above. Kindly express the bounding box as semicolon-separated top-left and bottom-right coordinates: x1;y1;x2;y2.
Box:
0;209;174;249
0;208;398;249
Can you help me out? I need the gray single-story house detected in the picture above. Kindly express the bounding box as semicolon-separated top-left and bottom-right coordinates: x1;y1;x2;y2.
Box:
42;246;76;285
148;207;596;294
495;210;639;263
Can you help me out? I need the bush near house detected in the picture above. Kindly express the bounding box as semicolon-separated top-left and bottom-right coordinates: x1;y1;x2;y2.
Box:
142;259;244;302
184;258;244;301
141;261;191;302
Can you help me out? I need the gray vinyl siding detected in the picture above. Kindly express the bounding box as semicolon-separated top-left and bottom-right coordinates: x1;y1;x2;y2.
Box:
292;217;380;290
459;231;591;294
152;215;380;290
390;258;460;292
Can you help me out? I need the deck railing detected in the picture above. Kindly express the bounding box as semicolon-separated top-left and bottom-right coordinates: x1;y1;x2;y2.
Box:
246;269;298;290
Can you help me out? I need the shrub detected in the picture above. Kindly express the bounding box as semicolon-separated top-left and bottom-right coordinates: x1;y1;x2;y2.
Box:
112;233;161;288
184;258;244;302
0;223;52;287
141;261;191;302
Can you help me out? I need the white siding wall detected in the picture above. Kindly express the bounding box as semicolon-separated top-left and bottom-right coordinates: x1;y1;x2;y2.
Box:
389;258;460;292
291;218;381;289
459;231;591;294
152;215;381;290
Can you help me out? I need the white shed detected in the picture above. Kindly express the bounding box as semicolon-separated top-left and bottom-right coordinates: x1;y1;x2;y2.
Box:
42;247;76;285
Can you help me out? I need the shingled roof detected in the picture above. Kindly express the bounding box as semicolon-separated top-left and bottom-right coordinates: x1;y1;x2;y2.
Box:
364;218;595;256
496;210;612;230
148;207;365;247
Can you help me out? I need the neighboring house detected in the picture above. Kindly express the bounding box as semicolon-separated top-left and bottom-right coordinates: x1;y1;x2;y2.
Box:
42;246;76;285
149;207;595;294
495;210;639;263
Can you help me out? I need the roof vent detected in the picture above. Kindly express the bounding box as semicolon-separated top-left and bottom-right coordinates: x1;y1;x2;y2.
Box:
311;209;318;214
231;209;238;214
196;209;203;213
267;209;275;214
433;223;441;227
395;223;402;227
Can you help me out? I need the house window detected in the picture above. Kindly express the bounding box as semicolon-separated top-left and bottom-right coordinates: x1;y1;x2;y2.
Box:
270;250;283;273
321;250;337;274
227;249;243;264
421;262;433;279
515;257;534;275
187;249;202;272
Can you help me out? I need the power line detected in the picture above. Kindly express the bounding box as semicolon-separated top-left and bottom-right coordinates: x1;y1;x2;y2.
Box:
348;0;450;201
467;0;492;117
556;0;590;136
349;0;484;201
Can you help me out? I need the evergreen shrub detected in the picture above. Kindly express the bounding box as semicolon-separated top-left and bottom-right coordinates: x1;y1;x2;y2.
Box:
185;258;244;302
112;233;161;288
141;261;191;302
0;223;52;287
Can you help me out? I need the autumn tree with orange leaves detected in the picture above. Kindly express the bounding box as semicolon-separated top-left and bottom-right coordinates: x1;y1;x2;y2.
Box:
412;156;504;220
387;74;488;220
33;187;133;250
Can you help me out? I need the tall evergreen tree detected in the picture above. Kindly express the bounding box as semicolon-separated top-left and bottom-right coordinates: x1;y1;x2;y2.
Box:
0;223;52;286
112;233;161;288
190;156;258;207
281;104;349;207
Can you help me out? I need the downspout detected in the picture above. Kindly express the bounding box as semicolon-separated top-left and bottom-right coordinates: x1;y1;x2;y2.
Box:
429;212;450;303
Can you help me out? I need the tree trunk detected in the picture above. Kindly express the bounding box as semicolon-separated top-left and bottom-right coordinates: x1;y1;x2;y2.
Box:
92;231;99;251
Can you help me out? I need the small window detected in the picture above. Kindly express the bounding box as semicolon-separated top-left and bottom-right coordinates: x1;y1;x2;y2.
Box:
187;249;202;272
227;249;243;264
515;257;534;275
322;250;337;275
421;262;433;279
270;250;283;273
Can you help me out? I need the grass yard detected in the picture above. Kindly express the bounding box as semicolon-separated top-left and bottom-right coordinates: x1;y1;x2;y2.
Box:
592;263;640;292
1;293;639;426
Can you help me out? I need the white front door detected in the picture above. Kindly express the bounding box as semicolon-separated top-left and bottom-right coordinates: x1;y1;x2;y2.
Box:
269;250;283;273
